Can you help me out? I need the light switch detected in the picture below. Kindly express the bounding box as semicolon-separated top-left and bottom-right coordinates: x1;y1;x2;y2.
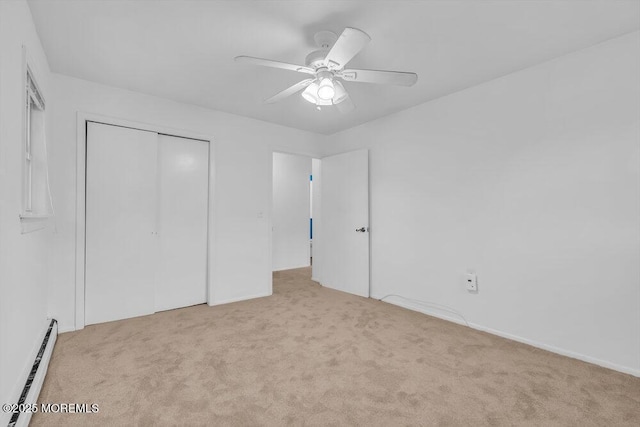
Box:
466;273;477;291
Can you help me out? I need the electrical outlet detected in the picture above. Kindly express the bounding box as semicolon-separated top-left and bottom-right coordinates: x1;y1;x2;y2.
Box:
466;273;477;291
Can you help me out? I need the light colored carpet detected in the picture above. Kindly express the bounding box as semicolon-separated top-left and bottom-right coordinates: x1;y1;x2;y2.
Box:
33;267;639;426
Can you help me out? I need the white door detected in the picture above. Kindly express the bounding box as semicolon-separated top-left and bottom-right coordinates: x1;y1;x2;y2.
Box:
155;134;209;312
85;122;158;325
320;149;369;297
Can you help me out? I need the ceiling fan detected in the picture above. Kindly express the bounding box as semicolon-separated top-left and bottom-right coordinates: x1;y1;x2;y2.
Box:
235;27;418;112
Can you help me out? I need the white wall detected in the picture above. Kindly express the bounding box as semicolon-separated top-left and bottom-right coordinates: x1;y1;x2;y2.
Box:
319;32;640;375
0;0;52;422
48;74;324;332
272;153;311;271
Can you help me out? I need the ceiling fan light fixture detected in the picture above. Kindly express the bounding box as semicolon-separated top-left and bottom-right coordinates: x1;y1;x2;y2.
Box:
317;78;335;100
332;81;348;104
302;82;319;103
316;97;332;106
302;81;332;106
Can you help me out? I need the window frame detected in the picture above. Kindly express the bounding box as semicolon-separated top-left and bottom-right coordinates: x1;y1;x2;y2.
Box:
21;48;51;221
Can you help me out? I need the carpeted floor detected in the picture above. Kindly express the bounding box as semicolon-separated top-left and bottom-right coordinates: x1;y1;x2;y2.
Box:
33;267;639;426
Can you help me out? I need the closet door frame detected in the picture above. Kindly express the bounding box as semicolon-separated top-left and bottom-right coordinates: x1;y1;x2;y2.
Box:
74;112;216;331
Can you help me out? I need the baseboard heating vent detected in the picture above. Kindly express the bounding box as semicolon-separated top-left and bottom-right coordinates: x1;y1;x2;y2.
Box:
8;319;57;427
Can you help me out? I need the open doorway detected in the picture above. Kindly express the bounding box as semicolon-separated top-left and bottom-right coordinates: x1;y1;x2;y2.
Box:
271;149;369;297
272;152;318;272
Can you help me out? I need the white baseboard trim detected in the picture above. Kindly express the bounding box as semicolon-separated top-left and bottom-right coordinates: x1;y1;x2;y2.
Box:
472;321;640;377
372;294;640;378
311;277;321;283
56;324;75;334
209;291;272;306
372;294;469;327
272;264;311;272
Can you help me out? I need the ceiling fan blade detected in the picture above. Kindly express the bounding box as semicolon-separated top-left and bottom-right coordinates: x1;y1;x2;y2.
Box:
339;68;418;86
324;27;371;71
235;56;315;75
335;93;355;113
264;79;314;104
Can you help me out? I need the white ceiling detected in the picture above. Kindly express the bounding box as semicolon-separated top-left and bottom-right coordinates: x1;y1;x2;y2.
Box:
28;0;640;135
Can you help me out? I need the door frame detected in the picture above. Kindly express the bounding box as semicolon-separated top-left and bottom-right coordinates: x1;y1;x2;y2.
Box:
75;112;216;330
268;149;319;290
269;151;314;272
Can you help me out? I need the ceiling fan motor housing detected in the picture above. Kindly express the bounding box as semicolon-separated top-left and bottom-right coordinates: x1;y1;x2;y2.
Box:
305;49;330;70
305;30;339;70
314;30;338;49
316;69;332;81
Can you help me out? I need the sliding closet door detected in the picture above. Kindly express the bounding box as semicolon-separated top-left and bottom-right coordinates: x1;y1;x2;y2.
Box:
154;135;209;312
85;122;158;325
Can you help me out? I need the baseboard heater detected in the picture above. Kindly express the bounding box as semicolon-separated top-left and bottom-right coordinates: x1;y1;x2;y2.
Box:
8;319;57;427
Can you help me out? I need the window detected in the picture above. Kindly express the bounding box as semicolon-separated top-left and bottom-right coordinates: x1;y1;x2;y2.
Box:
21;59;53;220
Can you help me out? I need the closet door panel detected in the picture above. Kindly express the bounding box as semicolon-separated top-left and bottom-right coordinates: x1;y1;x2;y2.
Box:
154;134;209;311
85;122;158;325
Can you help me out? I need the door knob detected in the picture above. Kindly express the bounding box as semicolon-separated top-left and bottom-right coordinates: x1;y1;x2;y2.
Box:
355;227;367;232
